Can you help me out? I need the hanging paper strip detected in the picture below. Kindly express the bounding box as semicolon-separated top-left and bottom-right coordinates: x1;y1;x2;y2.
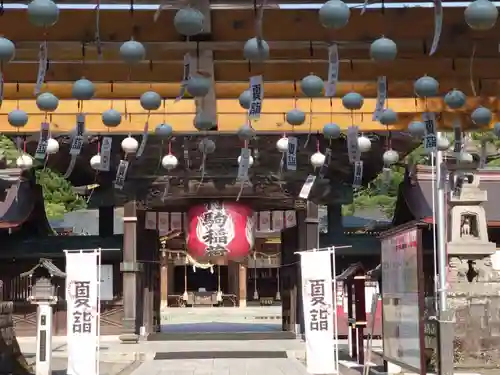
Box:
169;212;182;231
361;0;370;14
136;121;149;158
422;112;437;153
34;42;48;95
372;76;387;121
237;147;251;181
175;53;191;102
285;210;297;227
272;210;284;231
114;160;129;190
286;136;298;171
429;0;443;56
145;211;157;230
352;160;364;189
259;211;271;232
452;118;463;154
99;136;113;172
479;140;487;168
346;126;360;164
318;147;332;179
325;44;339;97
34;122;50;160
64;114;86;178
158;212;170;236
248;75;264;120
299;174;316;200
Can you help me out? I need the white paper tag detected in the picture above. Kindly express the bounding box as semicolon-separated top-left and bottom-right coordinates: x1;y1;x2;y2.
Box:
346;126;360;164
352;160;364;189
372;76;387;121
423;112;437;153
99;136;113;172
286;136;298;171
325;44;339;97
34;122;50;160
34;42;48;95
69;113;85;156
136;121;149;158
430;0;443;56
175;53;191;102
452;118;463;154
114;160;130;190
237;147;251;181
299;174;316;200
318;148;331;179
248;75;264;120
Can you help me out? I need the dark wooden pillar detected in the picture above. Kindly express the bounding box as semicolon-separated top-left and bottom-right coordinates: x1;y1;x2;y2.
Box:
119;200;139;344
327;203;344;244
280;224;298;332
99;205;114;237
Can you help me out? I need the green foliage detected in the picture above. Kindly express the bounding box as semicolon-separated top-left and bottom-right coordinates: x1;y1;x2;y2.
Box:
0;135;86;219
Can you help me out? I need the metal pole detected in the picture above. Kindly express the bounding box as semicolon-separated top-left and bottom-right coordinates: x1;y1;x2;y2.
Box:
435;132;454;375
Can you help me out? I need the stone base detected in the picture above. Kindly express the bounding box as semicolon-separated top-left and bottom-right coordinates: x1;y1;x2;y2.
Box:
447;241;495;256
119;333;139;344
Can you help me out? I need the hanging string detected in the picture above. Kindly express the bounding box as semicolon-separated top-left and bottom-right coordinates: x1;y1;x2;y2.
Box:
293;80;298;108
304;98;313;148
236;140;249;202
161;141;172;202
469;42;477;97
216;265;222;302
278;131;286;175
87;137;101;204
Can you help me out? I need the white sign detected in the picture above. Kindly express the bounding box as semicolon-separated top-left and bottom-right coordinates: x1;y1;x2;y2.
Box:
299;174;316;200
237;147;251;181
300;250;338;375
176;53;191;102
373;76;387;121
136;121;149;158
114;160;129;190
34;122;50;160
99;264;113;301
353;160;364;189
423;112;437;153
70;114;85;156
34;41;48;95
65;250;99;375
248;75;264;119
346;125;360;164
99;136;113;172
325;44;339;97
286;136;298;171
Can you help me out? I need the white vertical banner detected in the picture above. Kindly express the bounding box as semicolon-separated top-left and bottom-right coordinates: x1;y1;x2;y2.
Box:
372;76;387;121
259;211;271;232
423;112;437;153
286;136;298;171
325;43;339;97
300;249;338;375
248;75;264;119
170;212;183;231
65;250;100;375
158;212;169;235
145;211;157;230
272;210;284;231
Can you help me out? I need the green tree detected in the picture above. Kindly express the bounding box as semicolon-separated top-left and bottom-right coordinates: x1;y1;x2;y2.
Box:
0;135;86;219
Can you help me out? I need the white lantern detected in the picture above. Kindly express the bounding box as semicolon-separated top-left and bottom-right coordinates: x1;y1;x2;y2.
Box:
16;154;33;170
458;152;474;163
437;136;450;151
121;136;139;154
46;138;59;154
358;136;371;153
310;152;325;168
238;155;254;167
383;149;399;165
90;154;102;170
276;137;289;153
161;154;179;170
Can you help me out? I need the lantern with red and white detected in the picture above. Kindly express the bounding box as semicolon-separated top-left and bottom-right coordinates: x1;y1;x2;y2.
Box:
186;202;255;260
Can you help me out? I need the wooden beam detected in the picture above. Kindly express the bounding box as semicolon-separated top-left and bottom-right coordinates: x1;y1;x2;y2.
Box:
0;98;496;134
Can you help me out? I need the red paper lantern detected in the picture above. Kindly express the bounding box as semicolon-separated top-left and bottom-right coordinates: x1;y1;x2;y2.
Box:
186;202;254;260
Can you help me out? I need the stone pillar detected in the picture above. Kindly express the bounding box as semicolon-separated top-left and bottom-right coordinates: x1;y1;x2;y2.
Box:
238;263;247;307
98;205;114;237
119;200;139;344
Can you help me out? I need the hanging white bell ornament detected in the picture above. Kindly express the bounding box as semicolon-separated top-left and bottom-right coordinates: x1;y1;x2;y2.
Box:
286;109;306;126
238;155;254;167
357;136;371;153
16;154;33;170
140;91;162;111
471;106;492;126
323;123;341;139
120;39;146;64
46;138;59;154
370;37;398;61
494;122;500;137
237;124;256;141
465;0;498;30
186;76;211;97
342;92;364;110
300;74;324;97
310;152;326;168
414;76;439;98
319;0;350;29
276;137;289;153
161;154;179;170
243;37;270;62
155;123;173;138
36;92;59;112
27;0;59;27
458;152;474;163
194;112;216;131
198;138;216;154
437;136;450;151
383;149;399;165
8;110;29;128
102;109;122;127
174;7;205;36
72;78;95;101
121;136;139;154
0;37;15;63
408;121;426;137
89;154;101;170
444;89;467;109
379;109;398;126
239;90;252;110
